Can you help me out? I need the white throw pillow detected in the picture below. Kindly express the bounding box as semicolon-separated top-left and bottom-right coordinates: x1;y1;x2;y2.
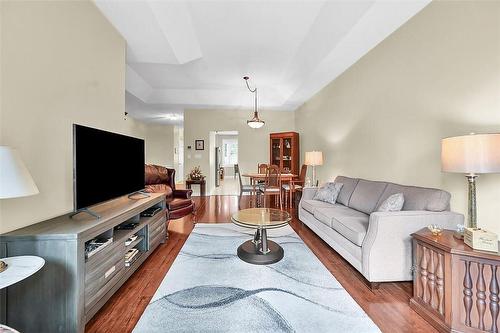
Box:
377;193;404;212
313;182;343;204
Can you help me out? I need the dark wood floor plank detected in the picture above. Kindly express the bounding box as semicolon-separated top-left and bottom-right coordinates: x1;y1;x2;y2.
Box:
86;195;436;333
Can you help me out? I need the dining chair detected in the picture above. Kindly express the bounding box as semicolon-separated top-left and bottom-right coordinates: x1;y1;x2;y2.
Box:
234;164;239;179
237;167;258;208
260;165;282;209
282;164;307;208
257;163;268;186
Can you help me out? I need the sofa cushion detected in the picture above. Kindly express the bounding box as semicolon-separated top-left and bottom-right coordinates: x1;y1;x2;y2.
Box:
144;184;173;198
335;176;359;206
348;179;388;214
376;183;451;212
166;198;192;211
426;190;452;212
312;208;336;228
301;199;334;214
314;206;369;246
313;182;343;204
145;164;173;186
145;164;162;185
377;193;404;212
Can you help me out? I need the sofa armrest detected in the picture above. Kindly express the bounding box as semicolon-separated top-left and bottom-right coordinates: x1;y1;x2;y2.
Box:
174;189;192;199
301;187;318;201
361;210;464;282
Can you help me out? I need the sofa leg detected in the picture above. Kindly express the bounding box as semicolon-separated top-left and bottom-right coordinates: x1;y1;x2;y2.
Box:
360;276;381;290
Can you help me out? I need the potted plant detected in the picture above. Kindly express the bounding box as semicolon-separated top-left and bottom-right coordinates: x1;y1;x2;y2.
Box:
189;166;204;181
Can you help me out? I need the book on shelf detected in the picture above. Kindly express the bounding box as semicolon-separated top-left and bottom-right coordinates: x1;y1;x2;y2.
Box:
140;206;162;217
115;222;139;230
125;234;138;246
85;237;113;259
125;248;140;266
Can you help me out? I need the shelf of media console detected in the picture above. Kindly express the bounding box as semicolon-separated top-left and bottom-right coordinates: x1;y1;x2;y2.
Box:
84;211;162;263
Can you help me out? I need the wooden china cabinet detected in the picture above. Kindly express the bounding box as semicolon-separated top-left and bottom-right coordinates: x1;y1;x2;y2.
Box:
269;132;299;175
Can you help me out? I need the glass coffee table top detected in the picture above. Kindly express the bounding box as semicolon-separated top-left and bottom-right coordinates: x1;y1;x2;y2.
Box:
231;208;291;229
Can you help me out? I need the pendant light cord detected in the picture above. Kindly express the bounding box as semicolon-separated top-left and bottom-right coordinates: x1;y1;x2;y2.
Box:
244;77;258;113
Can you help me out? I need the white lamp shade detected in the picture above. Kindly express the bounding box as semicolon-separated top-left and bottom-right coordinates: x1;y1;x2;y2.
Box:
0;146;39;199
441;134;500;174
247;119;265;129
305;151;323;166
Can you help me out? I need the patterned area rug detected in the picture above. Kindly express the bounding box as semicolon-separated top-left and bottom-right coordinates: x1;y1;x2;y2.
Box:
133;224;380;333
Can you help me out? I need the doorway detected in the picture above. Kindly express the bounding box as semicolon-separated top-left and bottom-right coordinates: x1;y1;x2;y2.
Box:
213;131;239;195
173;126;184;183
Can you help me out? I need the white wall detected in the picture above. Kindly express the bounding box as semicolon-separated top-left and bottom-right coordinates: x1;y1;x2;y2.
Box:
0;1;146;233
144;123;175;167
184;109;295;193
295;1;500;233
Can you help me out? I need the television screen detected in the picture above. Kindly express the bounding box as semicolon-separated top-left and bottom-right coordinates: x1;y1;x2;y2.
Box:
73;124;145;210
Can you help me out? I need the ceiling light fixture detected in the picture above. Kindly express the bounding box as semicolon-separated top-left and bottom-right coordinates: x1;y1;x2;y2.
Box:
162;113;183;121
243;76;265;129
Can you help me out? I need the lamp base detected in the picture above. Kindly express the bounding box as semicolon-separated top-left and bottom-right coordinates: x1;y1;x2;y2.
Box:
466;174;478;229
0;260;7;273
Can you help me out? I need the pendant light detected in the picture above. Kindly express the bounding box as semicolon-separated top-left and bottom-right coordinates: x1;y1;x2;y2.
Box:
243;76;265;129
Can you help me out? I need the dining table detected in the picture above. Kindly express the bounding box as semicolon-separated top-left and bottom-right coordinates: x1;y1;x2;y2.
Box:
242;172;297;186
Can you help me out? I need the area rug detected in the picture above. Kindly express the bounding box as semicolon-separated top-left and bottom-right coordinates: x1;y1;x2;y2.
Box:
133;224;380;333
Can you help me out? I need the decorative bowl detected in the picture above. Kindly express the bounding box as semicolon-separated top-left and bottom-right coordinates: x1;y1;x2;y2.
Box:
427;224;443;236
0;260;7;273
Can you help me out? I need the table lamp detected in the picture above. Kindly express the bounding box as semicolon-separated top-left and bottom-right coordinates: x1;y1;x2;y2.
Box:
441;133;500;229
305;151;323;187
0;146;39;272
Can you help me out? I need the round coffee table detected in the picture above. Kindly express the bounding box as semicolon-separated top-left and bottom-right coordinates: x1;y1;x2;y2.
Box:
231;208;291;265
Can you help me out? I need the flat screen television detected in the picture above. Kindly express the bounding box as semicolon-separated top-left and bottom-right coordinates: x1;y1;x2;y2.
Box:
73;124;145;211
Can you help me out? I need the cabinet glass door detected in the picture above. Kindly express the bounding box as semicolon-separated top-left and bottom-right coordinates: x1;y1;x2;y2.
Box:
271;138;281;168
282;137;292;173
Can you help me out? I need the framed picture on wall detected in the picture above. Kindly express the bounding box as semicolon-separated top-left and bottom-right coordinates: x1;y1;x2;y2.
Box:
195;140;204;150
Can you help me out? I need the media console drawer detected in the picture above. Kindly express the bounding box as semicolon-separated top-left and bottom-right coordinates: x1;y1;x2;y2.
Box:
149;212;166;230
85;248;125;308
150;229;166;250
150;218;166;239
85;260;125;312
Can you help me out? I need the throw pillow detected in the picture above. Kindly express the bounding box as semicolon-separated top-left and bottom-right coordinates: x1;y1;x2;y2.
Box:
313;182;343;204
377;193;404;212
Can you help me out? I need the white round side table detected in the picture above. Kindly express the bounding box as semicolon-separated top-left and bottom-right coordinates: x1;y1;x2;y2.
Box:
0;256;45;289
0;324;20;333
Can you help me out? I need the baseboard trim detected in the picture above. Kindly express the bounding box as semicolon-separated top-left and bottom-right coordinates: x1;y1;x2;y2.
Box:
410;298;451;333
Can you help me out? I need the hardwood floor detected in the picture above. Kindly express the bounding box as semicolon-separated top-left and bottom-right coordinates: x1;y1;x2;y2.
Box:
86;195;437;333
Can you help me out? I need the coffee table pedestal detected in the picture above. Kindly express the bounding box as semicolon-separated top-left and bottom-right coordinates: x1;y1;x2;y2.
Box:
237;229;284;265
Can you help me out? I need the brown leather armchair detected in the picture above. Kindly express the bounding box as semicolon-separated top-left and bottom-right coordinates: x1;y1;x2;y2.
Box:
144;164;195;220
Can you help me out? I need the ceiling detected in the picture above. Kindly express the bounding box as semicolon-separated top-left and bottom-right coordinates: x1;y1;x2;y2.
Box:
95;0;430;124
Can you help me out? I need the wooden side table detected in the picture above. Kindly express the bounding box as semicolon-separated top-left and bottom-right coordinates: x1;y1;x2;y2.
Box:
185;179;206;196
411;228;500;333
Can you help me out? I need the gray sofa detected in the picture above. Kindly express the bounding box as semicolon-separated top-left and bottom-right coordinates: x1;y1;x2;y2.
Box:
298;176;464;284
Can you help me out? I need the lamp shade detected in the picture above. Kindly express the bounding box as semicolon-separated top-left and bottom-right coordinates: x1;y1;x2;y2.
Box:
305;151;323;166
0;146;39;199
441;134;500;174
247;111;265;129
